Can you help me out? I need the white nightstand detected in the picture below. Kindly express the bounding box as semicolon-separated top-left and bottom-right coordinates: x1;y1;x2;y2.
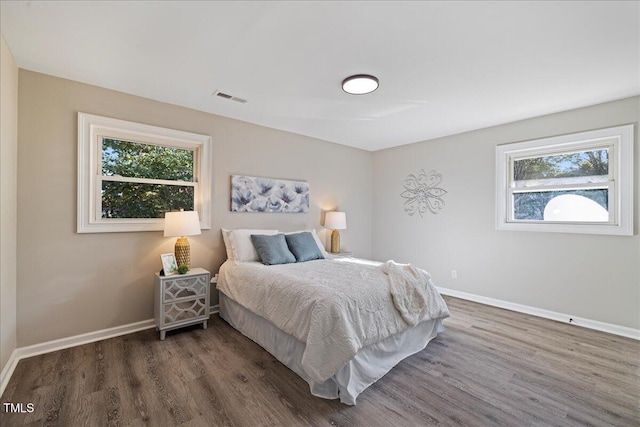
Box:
154;268;210;340
330;252;353;258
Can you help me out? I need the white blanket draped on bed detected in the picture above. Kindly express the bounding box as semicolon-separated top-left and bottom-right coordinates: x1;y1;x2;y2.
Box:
218;258;450;383
382;260;449;326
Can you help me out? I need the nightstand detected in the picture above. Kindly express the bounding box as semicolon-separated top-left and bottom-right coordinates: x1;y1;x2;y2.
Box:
330;252;353;258
154;268;210;340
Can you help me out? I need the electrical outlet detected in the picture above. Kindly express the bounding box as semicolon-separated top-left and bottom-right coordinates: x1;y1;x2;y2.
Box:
451;270;457;279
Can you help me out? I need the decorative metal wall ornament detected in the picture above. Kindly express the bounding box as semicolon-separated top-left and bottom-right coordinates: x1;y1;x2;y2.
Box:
231;175;309;213
401;169;447;217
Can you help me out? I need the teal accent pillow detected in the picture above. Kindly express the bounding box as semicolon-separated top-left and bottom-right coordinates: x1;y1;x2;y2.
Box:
250;234;296;265
285;232;325;262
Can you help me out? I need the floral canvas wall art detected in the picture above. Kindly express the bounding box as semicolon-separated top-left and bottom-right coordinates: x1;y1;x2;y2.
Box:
231;175;309;213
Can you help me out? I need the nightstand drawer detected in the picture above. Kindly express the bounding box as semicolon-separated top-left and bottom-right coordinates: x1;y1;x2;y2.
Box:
162;297;208;325
162;274;208;303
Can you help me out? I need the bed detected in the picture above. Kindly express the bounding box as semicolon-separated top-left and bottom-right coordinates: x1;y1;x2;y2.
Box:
217;228;450;405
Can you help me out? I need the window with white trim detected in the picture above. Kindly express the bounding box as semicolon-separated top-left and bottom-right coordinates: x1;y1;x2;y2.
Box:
78;113;211;233
496;125;634;236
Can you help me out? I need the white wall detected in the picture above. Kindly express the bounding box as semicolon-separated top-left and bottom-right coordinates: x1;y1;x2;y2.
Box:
17;70;372;347
0;34;19;375
372;96;640;330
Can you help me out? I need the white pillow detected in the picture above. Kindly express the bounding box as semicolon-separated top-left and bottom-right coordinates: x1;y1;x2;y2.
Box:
229;229;279;262
221;228;235;260
284;229;328;255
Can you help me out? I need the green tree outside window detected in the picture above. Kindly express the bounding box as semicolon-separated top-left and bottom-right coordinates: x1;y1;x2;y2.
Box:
101;138;195;218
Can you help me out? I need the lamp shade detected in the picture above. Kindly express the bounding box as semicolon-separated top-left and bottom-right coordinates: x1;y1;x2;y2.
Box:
164;211;201;237
325;211;347;230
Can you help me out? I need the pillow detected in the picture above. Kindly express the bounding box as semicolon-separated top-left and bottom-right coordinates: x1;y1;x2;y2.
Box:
221;228;234;260
284;229;328;255
229;229;279;262
250;234;296;265
285;232;325;262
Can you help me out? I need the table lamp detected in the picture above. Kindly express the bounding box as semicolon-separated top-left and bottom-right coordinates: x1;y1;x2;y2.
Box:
325;211;347;253
164;210;201;269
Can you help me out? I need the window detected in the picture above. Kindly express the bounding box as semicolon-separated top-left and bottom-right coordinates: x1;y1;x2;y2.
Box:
496;125;634;235
78;113;211;233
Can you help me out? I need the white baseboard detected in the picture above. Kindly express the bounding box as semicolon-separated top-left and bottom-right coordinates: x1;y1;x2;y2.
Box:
0;348;19;399
437;286;640;340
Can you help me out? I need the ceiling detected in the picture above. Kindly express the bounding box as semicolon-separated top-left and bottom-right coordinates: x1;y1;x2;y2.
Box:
1;1;638;151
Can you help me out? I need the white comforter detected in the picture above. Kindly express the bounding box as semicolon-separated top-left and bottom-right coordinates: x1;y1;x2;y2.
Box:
217;258;450;383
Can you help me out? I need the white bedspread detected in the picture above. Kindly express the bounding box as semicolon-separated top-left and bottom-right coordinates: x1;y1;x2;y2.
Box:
218;258;450;383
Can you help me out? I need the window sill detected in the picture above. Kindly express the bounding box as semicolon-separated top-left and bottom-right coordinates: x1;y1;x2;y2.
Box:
496;220;633;236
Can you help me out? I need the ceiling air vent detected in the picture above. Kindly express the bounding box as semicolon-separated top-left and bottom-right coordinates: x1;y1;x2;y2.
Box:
213;90;247;104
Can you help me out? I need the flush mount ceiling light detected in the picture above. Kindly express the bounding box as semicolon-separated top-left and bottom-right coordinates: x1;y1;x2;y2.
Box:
342;74;379;95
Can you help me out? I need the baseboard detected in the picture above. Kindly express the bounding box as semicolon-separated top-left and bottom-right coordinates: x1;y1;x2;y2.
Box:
0;348;20;399
437;286;640;340
210;304;220;314
0;319;155;397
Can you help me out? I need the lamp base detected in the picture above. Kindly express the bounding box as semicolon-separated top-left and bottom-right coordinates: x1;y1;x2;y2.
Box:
330;230;340;253
175;237;191;269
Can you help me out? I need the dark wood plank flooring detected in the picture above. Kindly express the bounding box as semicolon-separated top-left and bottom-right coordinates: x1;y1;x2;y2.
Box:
1;296;638;426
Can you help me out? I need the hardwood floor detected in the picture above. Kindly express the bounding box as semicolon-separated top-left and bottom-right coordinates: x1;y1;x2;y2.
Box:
2;296;639;426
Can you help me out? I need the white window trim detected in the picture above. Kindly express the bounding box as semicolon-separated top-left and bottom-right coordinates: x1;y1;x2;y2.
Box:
496;125;634;236
78;113;212;233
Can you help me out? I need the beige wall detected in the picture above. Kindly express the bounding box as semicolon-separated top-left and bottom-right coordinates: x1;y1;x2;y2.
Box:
372;96;640;329
13;68;639;349
1;34;19;373
17;70;372;347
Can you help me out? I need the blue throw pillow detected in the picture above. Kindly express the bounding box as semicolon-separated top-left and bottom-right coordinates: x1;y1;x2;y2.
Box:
285;232;325;262
250;234;296;265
